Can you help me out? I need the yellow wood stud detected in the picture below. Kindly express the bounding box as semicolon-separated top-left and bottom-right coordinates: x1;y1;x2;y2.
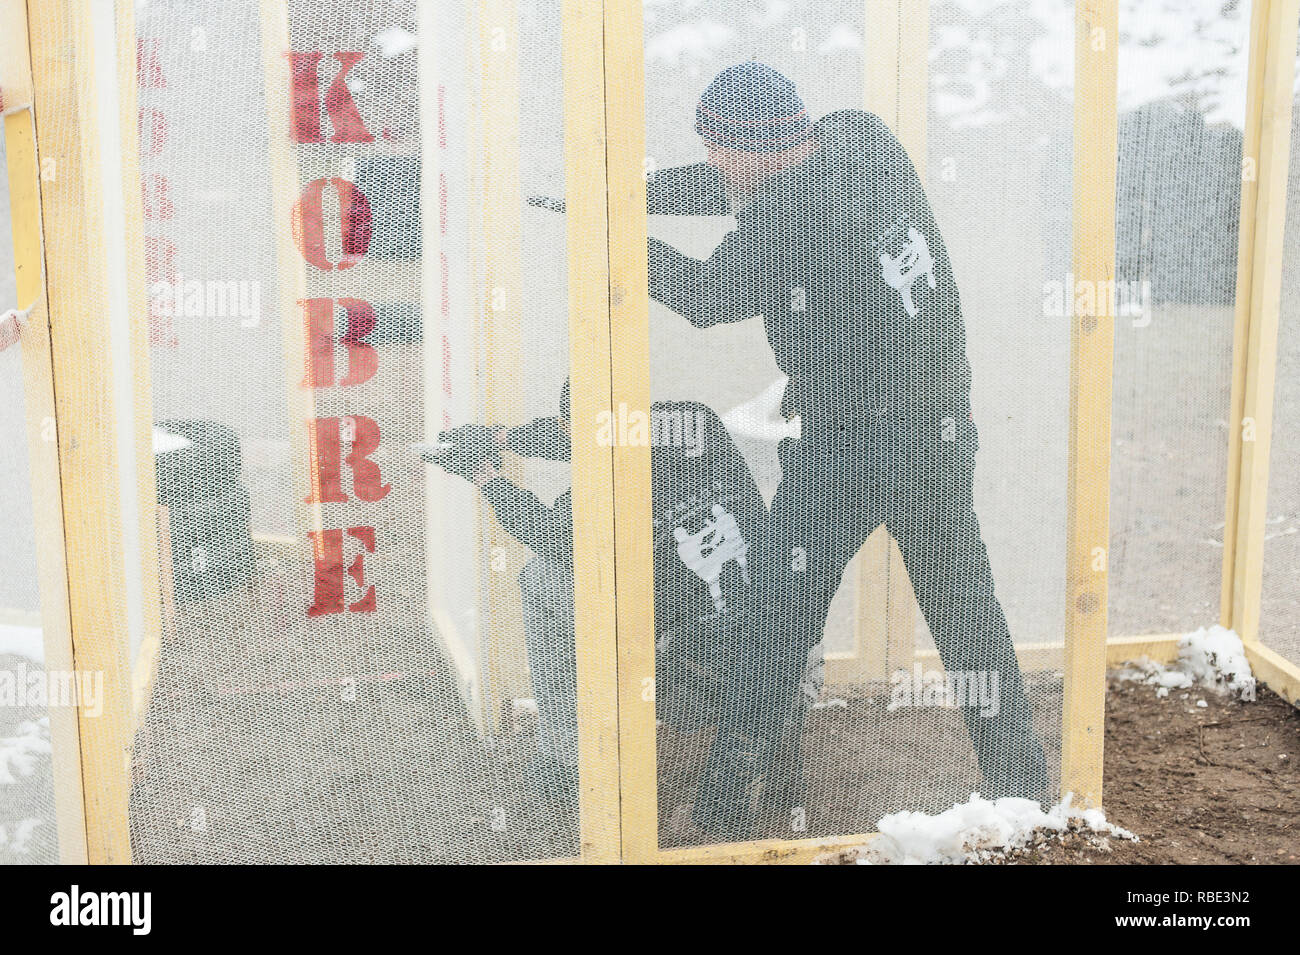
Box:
1060;0;1119;810
24;0;142;864
563;0;623;863
1228;0;1300;645
477;0;533;726
3;0;89;862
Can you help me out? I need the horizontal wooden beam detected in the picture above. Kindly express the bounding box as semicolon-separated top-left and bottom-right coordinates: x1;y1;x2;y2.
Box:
1243;643;1300;707
654;832;880;865
826;633;1184;684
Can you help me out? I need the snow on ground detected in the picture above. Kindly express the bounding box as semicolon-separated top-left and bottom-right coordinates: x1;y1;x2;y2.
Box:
821;793;1136;865
0;817;43;857
0;718;52;786
1116;625;1257;700
0;622;43;663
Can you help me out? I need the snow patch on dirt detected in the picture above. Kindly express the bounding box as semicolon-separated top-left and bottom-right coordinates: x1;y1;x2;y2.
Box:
817;793;1136;865
1116;625;1256;700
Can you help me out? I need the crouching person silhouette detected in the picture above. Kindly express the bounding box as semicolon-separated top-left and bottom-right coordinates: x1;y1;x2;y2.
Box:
673;503;752;613
423;384;579;806
423;380;771;832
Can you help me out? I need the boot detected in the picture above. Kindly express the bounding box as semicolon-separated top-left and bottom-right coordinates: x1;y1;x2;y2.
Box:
692;728;764;839
978;735;1050;805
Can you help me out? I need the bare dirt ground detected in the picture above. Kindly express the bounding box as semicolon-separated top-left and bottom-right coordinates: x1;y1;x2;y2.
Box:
658;673;1063;847
1012;676;1300;865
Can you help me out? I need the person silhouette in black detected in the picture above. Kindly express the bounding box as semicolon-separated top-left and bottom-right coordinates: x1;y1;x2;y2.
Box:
637;62;1048;834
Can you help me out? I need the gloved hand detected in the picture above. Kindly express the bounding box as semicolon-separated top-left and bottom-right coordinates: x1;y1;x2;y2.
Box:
417;423;503;482
527;195;566;213
429;442;502;482
438;423;502;458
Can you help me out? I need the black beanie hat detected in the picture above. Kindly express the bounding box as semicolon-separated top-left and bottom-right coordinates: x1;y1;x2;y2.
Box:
694;61;812;153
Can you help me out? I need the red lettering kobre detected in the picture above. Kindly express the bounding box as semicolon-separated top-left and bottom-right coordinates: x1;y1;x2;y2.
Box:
292;52;386;618
138;35;175;346
306;416;391;504
298;297;379;388
137;37;165;89
286;51;375;144
139;107;168;157
292;177;373;271
306;526;377;617
141;173;174;220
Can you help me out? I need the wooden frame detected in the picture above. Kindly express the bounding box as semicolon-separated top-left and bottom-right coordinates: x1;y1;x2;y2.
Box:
602;0;660;865
22;0;1300;868
562;0;623;864
421;0;536;734
1059;0;1118;810
21;0;161;864
115;0;166;746
591;0;1119;860
258;0;320;549
1220;0;1271;629
1222;0;1300;645
1219;0;1300;705
1243;642;1300;706
1;0;90;866
419;0;489;731
475;0;532;728
834;0;928;687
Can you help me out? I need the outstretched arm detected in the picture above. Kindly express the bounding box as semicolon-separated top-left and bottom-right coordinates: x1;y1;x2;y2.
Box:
505;417;570;462
420;437;574;568
646;162;730;215
528;162;729;217
433;420;569;463
648;226;774;329
480;481;574;570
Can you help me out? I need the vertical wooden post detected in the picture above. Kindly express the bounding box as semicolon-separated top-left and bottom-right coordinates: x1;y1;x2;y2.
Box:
602;0;658;863
477;0;531;723
1223;0;1300;643
865;0;928;174
419;0;488;727
258;0;320;548
115;0;165;734
25;0;154;863
1;1;90;866
1061;0;1118;809
848;0;928;684
562;0;623;863
1221;0;1270;630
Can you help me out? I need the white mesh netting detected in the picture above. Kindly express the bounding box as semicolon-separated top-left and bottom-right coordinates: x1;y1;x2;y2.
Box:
2;0;1288;865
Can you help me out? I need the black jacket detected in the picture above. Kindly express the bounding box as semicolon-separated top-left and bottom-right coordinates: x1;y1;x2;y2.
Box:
480;395;768;628
480;414;573;569
647;109;972;429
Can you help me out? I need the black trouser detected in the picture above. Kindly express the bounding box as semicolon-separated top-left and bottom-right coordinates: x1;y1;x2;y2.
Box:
697;414;1047;826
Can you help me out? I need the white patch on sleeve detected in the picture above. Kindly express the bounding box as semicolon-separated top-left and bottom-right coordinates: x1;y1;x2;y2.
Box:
672;504;751;611
878;225;937;318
